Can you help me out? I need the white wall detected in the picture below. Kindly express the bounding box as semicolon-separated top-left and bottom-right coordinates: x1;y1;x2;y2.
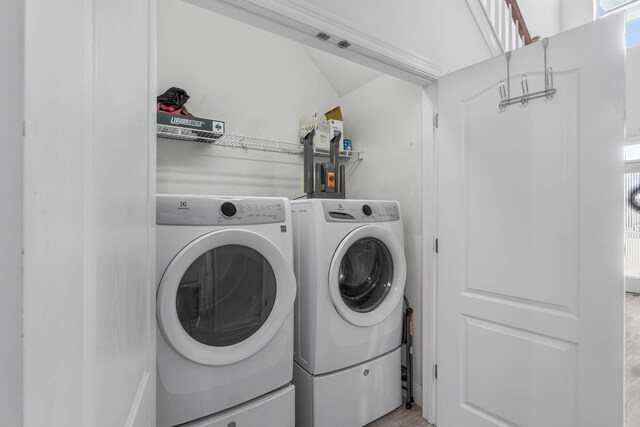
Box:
518;0;593;38
23;0;155;425
628;45;640;141
340;75;425;400
517;0;561;38
560;0;594;32
157;0;341;198
0;0;23;425
157;0;426;396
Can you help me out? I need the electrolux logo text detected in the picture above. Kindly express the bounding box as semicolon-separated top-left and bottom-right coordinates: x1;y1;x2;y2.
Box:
178;201;189;210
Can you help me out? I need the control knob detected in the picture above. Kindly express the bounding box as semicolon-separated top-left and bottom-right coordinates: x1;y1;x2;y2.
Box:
220;202;237;217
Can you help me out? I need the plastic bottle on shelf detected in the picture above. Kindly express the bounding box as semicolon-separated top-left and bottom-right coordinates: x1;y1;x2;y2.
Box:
343;138;352;155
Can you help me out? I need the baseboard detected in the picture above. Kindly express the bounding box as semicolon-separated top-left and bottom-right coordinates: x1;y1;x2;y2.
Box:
402;383;423;409
412;384;423;409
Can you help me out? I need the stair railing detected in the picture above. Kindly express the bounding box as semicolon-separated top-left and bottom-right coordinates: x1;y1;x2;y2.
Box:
472;0;537;53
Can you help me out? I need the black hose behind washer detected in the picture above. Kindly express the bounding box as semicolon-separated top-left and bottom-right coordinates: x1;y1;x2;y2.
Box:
402;296;414;409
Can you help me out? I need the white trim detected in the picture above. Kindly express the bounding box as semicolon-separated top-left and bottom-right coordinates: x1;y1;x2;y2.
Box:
328;225;407;327
466;0;505;56
185;0;444;84
147;0;158;423
421;84;438;424
412;384;424;410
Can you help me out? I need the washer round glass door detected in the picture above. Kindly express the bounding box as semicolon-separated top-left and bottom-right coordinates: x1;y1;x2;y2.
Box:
157;229;296;366
328;225;407;327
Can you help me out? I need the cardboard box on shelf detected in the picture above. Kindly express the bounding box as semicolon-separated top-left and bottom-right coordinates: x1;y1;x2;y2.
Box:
299;110;332;150
299;107;345;152
325;106;344;152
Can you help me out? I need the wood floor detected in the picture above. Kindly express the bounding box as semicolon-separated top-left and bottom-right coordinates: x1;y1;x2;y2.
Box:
366;404;434;427
627;293;640;427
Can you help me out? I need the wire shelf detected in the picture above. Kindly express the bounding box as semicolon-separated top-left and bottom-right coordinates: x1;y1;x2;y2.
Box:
157;124;364;159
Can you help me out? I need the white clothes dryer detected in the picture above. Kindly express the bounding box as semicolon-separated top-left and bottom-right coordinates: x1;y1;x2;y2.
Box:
291;199;407;427
156;195;296;427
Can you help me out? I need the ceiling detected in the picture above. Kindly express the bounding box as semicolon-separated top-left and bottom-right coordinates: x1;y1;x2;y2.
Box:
301;45;383;97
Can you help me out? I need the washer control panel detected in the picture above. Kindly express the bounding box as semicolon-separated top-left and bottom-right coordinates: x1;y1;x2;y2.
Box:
157;195;286;225
322;200;400;223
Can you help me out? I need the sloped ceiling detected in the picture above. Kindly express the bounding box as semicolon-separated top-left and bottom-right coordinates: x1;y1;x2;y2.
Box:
301;45;382;97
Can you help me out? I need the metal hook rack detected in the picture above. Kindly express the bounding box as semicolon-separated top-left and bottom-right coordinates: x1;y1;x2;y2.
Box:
498;38;557;111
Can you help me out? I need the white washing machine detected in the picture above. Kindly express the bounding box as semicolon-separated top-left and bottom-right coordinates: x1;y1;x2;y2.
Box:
156;194;296;427
290;199;407;427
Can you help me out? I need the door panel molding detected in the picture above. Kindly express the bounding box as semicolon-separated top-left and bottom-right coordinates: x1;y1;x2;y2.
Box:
461;72;581;317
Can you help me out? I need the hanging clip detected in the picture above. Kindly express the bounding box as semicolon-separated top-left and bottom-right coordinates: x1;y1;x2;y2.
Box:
499;52;511;111
498;81;507;111
543;38;550;92
520;74;529;105
542;38;556;100
545;67;555;99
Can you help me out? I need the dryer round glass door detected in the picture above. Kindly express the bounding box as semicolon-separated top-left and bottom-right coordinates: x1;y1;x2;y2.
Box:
175;245;277;347
157;229;296;366
338;237;393;313
329;225;407;327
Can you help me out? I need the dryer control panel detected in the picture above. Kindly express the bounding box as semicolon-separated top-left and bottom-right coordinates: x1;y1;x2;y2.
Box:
157;195;286;225
322;200;400;223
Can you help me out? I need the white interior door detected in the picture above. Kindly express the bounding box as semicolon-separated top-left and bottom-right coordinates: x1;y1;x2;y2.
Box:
436;15;625;427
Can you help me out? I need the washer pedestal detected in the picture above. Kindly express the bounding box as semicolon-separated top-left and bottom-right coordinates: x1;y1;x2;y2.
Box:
182;385;295;427
293;347;402;427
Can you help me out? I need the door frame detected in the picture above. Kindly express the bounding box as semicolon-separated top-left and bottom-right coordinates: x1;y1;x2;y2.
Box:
178;1;443;421
165;1;443;422
422;84;438;423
